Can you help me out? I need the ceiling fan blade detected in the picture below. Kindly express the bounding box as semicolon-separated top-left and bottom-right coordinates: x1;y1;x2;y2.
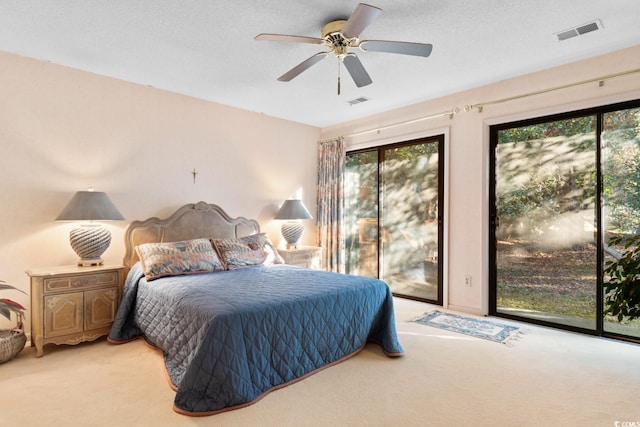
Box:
278;52;328;82
255;33;325;45
343;54;372;87
341;3;382;38
361;40;433;57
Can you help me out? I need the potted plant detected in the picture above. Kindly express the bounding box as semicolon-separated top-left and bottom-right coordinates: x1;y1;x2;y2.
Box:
0;279;27;363
603;234;640;321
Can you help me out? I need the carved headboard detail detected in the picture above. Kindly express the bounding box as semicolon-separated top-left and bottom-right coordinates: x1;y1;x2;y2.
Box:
122;201;260;271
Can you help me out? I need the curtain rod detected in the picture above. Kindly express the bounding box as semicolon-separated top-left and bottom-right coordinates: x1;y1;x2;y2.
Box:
342;67;640;139
475;67;640;109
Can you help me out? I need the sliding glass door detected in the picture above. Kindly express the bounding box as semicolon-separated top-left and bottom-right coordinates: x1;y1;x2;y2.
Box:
491;115;598;330
490;101;640;341
345;136;443;304
345;150;379;278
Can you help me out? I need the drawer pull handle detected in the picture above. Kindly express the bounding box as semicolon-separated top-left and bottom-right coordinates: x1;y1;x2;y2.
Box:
72;278;97;287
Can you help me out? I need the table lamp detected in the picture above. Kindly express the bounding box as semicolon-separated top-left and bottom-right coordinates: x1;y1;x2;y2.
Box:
56;189;124;266
274;199;312;249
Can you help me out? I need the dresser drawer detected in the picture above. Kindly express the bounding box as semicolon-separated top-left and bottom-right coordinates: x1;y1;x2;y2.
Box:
278;246;322;270
44;271;119;293
287;252;314;264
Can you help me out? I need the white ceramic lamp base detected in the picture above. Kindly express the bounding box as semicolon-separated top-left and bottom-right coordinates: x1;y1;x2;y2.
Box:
281;222;304;249
69;223;111;266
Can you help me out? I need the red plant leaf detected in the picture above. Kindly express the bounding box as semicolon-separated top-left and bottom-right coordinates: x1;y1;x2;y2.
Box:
0;298;27;311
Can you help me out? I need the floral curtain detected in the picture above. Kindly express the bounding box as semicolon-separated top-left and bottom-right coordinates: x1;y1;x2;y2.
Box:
317;136;345;273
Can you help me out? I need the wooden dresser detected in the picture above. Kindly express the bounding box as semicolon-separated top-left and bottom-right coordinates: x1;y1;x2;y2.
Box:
26;264;124;357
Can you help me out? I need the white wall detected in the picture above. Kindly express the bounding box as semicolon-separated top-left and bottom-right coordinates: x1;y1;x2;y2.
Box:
0;51;321;329
3;44;640;331
321;44;640;315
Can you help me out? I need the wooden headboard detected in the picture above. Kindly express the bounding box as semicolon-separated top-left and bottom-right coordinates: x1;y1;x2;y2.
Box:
122;201;260;270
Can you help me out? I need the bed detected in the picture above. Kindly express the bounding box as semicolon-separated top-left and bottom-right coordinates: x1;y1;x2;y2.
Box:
108;201;404;416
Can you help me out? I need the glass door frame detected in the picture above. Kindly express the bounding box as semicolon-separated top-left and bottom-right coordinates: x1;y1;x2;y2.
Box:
489;99;640;342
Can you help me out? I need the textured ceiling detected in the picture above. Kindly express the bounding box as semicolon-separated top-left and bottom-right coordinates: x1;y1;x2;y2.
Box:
1;1;639;128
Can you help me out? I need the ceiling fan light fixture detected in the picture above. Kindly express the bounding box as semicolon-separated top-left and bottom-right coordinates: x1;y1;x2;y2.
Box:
255;3;432;90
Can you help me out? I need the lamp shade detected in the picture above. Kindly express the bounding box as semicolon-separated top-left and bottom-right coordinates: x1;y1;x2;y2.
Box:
55;191;124;221
56;190;124;266
274;199;312;220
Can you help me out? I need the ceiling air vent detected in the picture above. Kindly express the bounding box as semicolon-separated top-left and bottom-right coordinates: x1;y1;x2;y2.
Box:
347;96;370;106
555;19;602;42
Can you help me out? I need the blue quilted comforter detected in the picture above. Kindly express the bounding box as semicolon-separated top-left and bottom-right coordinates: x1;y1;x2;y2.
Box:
108;263;403;415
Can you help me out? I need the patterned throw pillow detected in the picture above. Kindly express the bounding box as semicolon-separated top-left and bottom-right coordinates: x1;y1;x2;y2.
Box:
136;238;225;281
212;233;284;270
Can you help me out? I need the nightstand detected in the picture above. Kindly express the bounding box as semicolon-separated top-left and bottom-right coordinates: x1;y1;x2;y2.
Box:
26;264;124;357
278;246;322;270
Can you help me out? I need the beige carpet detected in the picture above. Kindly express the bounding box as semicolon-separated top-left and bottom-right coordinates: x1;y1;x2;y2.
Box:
2;298;640;426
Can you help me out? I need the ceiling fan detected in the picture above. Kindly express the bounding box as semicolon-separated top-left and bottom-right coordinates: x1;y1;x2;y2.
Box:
255;3;433;94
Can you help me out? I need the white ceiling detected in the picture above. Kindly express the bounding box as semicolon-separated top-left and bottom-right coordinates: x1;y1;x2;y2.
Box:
1;1;639;128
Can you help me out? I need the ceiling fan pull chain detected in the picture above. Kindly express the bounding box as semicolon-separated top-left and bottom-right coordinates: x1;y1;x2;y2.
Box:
337;60;341;95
